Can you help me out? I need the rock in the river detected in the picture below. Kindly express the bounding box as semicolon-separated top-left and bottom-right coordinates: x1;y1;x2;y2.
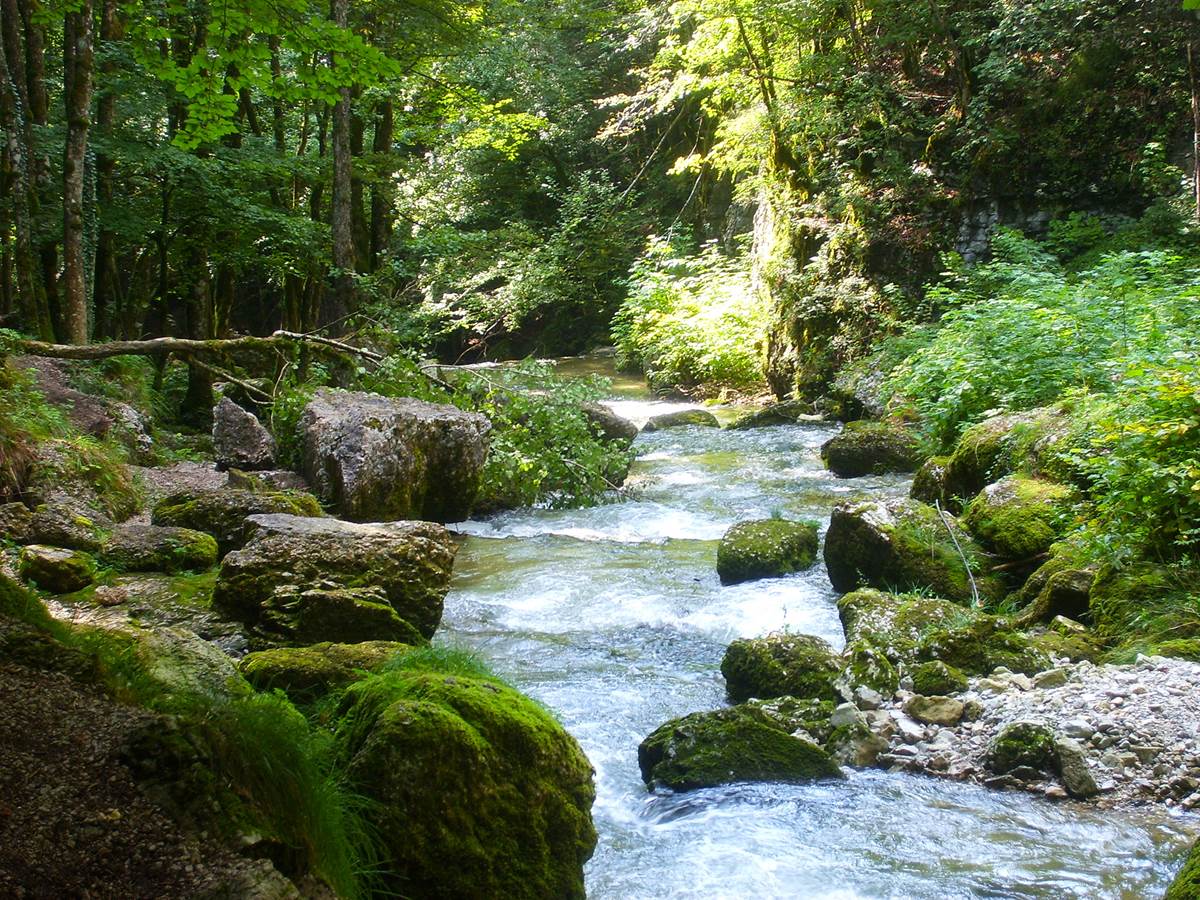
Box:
337;669;596;899
239;640;409;702
721;633;840;702
820;420;924;478
641;409;720;432
637;705;843;791
213;514;455;645
962;475;1075;560
1166;839;1200;900
823;498;1004;603
299;389;491;523
717;519;819;585
985;721;1057;776
151;487;323;555
212;397;277;471
18;545;97;593
101;525;218;574
725;400;816;430
581;402;638;447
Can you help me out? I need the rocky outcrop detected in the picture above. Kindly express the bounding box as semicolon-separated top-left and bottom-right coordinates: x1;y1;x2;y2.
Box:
716;519;819;585
18;545;97;594
336;669;596;899
821;421;924;478
239;641;409;702
962;475;1075;560
211;398;276;471
641;409;720;432
299;389;491;523
213;514;456;646
151;487;323;555
721;633;841;703
638;704;843;791
823;498;1005;603
725;400;816;430
101;525;218;574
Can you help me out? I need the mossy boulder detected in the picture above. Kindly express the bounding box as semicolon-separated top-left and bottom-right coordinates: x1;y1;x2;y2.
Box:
637;704;843;791
962;475;1075;560
26;500;108;552
835;639;900;699
1014;546;1097;627
985;721;1058;775
100;525;218;574
239;640;409;702
1166;840;1200;900
642;409;720;432
214;514;456;646
943;405;1074;508
18;545;97;594
823;498;1004;603
1150;639;1200;662
820;420;924;478
725;400;815;430
837;589;1049;675
299;389;492;523
717;519;819;585
910;456;951;506
1026;628;1106;663
336;670;596;899
745;696;837;744
910;660;969;696
1088;562;1177;638
152;487;323;555
0;502;33;543
721;633;840;703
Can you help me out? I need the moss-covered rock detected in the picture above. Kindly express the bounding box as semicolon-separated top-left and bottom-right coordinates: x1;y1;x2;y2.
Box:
721;633;840;703
820;420;924;478
835;639;900;699
943;405;1074;508
823;498;1004;603
962;475;1075;560
27;499;108;551
1026;628;1106;663
985;721;1058;775
1150;639;1200;662
1165;839;1200;900
717;519;819;585
152;487;323;554
214;514;455;647
336;670;596;899
745;696;837;744
642;409;720;432
909;456;951;506
0;502;33;543
101;525;218;574
637;704;843;791
1088;562;1177;638
239;641;409;702
837;589;1050;675
910;660;968;696
1014;546;1096;628
19;544;97;594
725;400;816;430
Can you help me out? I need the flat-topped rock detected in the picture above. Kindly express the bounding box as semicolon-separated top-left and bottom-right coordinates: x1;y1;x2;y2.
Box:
299;389;491;523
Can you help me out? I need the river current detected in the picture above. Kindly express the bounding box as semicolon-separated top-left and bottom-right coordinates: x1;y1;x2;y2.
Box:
441;357;1194;899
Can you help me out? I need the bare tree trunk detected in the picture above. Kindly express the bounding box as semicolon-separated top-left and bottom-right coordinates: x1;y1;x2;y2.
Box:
92;0;122;339
370;99;394;270
327;0;356;329
1190;38;1200;221
0;6;50;338
62;0;95;344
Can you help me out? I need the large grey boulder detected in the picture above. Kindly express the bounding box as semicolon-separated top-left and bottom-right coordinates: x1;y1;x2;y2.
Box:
212;398;277;471
299;389;491;523
213;514;457;646
581;402;638;447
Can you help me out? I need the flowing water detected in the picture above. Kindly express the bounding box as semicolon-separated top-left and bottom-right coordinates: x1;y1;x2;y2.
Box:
442;356;1195;899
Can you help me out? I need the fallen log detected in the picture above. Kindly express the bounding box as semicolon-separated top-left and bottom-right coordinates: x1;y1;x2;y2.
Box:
9;330;383;363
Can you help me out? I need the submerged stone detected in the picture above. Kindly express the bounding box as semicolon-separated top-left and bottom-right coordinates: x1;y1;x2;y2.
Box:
717;518;819;585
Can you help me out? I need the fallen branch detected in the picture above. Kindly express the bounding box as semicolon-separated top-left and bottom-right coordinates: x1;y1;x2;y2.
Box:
935;499;981;608
10;329;383;363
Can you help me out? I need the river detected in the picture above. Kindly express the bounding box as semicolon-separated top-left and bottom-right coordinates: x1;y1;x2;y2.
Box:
441;356;1194;899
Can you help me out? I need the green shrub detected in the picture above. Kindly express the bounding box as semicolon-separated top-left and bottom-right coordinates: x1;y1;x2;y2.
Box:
613;234;767;394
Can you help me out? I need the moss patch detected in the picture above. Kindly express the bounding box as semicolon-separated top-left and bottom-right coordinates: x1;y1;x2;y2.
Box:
240;641;410;703
152;488;323;554
1165;839;1200;900
985;721;1058;775
101;525;218;574
962;475;1075;560
910;660;968;695
721;633;840;703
